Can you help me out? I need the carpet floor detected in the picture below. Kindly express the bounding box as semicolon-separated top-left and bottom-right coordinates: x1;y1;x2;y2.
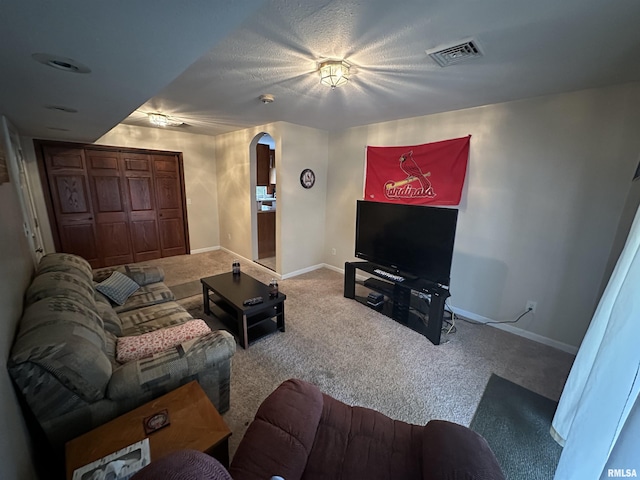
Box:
470;374;562;479
161;251;575;472
169;280;202;300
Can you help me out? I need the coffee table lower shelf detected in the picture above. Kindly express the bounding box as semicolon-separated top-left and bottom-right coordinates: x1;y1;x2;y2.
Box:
207;294;282;346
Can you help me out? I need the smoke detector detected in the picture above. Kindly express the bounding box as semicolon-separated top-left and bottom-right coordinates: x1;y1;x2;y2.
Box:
259;94;275;104
426;39;483;67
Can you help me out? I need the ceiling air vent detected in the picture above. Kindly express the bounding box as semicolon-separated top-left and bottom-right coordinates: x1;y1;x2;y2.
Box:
427;40;483;67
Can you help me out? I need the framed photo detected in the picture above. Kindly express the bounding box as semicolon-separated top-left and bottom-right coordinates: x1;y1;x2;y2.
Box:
72;438;150;480
143;409;170;434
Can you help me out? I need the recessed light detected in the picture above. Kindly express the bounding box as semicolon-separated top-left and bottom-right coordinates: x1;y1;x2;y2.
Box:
45;105;78;113
32;53;91;74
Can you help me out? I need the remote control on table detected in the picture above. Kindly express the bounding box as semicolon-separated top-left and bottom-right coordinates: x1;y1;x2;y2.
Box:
243;296;263;306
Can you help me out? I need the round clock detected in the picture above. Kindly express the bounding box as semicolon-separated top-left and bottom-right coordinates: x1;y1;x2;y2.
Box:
300;168;316;189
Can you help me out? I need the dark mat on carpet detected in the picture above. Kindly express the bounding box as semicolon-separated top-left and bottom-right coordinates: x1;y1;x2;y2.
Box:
169;280;201;300
470;374;562;480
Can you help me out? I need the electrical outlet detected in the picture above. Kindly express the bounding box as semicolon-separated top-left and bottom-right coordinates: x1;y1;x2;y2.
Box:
526;301;537;313
227;233;231;240
331;248;336;255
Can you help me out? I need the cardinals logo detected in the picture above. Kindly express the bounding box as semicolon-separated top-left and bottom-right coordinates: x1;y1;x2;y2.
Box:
383;151;436;199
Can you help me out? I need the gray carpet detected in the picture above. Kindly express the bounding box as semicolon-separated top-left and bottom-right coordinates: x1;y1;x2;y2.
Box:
470;374;562;480
168;253;574;464
169;280;201;300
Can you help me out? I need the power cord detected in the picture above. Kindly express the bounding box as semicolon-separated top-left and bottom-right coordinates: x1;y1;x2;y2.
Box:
458;306;534;325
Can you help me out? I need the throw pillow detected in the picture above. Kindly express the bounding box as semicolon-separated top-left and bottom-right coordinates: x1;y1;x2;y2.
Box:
116;319;211;363
96;271;140;306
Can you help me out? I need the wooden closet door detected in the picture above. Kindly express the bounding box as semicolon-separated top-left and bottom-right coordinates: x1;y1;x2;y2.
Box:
153;155;187;257
85;149;134;266
43;147;100;267
122;153;162;262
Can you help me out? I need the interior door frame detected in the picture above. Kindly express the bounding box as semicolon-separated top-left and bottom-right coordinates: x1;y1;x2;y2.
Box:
0;117;46;266
250;132;277;270
34;139;190;257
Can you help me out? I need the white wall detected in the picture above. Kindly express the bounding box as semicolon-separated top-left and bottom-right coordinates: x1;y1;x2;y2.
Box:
325;84;640;349
0;117;38;479
96;124;220;251
215;121;328;276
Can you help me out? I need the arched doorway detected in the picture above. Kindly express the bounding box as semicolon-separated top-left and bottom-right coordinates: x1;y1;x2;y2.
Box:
250;132;276;271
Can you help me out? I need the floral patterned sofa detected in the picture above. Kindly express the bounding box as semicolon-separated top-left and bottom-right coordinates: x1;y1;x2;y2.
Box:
8;253;235;451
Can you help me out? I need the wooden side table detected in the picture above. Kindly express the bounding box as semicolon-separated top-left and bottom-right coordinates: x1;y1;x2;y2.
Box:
65;381;231;479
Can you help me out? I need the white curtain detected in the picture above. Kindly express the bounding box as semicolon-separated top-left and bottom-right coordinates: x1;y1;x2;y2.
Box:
551;204;640;479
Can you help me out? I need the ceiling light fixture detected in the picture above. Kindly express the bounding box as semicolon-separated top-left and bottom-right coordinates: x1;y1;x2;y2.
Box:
148;113;183;127
319;60;350;89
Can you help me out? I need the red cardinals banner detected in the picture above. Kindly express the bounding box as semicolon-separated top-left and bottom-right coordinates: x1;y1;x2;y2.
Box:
364;135;470;205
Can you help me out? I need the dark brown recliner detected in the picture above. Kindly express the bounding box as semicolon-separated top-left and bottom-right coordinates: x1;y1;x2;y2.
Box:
229;379;505;480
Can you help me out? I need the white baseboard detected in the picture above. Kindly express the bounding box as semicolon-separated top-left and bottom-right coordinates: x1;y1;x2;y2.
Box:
190;246;220;254
450;306;578;355
281;264;324;279
219;247;283;279
322;263;344;274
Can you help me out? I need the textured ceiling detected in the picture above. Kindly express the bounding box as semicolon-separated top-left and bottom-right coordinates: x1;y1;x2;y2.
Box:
125;0;640;136
2;0;640;142
0;0;265;142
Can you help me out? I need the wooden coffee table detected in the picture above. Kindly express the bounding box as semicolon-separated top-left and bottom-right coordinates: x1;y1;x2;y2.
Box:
65;381;231;479
201;272;286;349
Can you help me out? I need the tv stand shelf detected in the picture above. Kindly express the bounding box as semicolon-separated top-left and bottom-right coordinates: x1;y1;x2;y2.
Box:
344;261;450;345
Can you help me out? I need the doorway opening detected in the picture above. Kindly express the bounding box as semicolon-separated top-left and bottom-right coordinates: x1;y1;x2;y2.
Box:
250;133;276;272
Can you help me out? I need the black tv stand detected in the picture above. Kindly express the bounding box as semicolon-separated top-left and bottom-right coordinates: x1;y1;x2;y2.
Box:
344;261;450;345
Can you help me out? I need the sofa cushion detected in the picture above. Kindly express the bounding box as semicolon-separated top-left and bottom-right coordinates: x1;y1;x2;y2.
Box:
9;297;112;403
95;292;123;336
96;271;140;306
93;265;165;286
36;253;93;283
116;319;211;363
116;264;164;286
119;301;195;336
113;282;175;314
26;271;97;311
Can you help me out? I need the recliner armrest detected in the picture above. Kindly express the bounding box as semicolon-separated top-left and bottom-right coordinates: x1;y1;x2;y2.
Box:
229;379;324;480
422;420;506;480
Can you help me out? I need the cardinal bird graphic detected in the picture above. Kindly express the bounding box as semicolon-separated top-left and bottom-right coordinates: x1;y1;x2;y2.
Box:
399;151;435;197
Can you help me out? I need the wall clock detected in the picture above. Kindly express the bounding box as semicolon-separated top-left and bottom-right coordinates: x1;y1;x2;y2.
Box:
300;168;316;189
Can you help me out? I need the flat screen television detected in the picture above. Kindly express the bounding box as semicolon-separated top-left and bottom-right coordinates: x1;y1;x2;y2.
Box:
355;200;458;286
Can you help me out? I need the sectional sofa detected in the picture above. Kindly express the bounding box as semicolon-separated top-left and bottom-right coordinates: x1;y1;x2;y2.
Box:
8;253;235;451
